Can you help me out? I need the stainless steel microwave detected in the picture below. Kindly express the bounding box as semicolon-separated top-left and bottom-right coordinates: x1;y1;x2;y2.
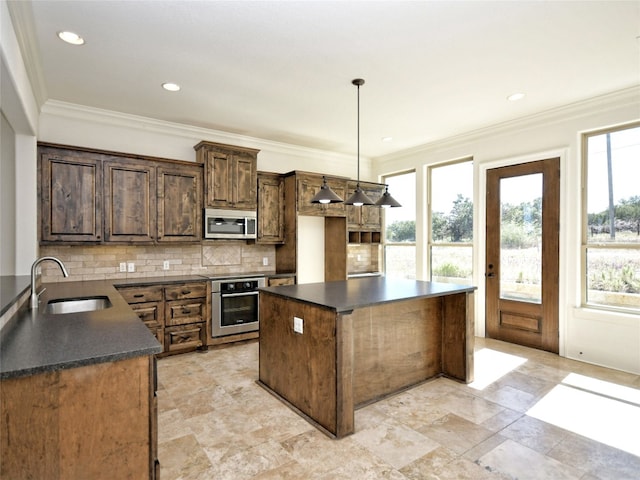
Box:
204;208;257;240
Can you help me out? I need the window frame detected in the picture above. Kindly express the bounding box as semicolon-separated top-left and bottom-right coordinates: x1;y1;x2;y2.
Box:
581;121;640;315
427;158;474;283
382;170;416;279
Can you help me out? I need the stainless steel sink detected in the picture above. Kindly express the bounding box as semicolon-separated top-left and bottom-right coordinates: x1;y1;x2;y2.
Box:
45;296;113;315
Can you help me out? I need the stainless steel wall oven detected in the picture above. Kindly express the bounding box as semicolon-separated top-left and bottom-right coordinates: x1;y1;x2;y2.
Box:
211;277;265;337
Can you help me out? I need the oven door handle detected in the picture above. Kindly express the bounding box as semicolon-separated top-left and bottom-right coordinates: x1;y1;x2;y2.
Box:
219;291;260;298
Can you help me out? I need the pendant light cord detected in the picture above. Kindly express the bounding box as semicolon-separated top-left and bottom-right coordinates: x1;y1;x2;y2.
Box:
356;81;360;185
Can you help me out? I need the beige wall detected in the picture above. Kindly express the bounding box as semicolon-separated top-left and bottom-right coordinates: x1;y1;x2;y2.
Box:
373;86;640;374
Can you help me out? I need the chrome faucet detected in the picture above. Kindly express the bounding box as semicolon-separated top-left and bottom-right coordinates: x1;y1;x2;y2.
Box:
30;256;69;309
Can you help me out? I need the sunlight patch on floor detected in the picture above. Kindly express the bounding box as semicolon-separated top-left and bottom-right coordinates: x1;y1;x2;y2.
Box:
562;373;640;406
468;348;528;390
527;376;640;456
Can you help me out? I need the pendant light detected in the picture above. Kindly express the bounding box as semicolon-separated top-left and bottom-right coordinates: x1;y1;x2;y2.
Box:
345;79;375;206
310;175;344;204
375;184;402;208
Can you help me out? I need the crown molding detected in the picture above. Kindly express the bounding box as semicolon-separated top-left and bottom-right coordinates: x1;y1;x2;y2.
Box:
6;0;47;107
40;99;359;164
376;85;640;163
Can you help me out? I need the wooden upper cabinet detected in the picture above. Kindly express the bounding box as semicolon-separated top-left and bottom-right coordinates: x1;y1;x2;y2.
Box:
346;180;384;231
257;172;285;244
157;164;203;242
39;143;203;245
104;159;156;243
40;147;103;243
194;141;259;210
296;173;347;217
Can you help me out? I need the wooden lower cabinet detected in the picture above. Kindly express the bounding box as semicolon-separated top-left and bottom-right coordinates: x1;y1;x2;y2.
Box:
0;356;158;479
118;285;165;352
117;281;208;356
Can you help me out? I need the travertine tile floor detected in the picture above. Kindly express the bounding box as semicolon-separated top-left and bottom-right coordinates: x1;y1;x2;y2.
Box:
157;337;640;479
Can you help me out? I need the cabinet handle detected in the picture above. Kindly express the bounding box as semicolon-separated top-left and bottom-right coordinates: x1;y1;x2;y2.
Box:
181;308;191;314
181;290;191;295
133;294;145;298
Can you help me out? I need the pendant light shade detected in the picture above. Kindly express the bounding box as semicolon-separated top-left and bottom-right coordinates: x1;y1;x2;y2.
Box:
345;78;375;207
310;176;344;204
375;184;402;208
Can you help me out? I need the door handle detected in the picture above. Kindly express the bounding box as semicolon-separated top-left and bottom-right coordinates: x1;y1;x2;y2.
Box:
486;272;495;277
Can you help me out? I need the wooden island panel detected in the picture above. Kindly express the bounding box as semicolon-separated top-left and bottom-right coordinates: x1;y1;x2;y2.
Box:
351;297;443;407
259;294;339;434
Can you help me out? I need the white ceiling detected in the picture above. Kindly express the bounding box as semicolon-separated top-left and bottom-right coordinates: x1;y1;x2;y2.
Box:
10;0;640;158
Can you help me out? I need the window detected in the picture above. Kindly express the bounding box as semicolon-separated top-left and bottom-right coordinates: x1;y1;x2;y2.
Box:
428;159;474;285
583;123;640;313
383;171;416;279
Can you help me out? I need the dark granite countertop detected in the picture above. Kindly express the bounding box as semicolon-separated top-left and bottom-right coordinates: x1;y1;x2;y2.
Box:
0;280;162;380
1;276;31;316
260;277;476;313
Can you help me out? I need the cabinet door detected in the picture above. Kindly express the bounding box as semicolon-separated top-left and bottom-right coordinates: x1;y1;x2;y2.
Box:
204;150;233;208
361;184;383;231
104;159;156;243
40;150;103;242
257;173;284;244
346;181;383;231
297;174;347;217
157;164;202;242
233;153;258;209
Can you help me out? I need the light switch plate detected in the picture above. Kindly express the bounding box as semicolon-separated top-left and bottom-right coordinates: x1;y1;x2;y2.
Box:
119;262;127;272
127;262;135;272
163;260;170;270
293;316;303;334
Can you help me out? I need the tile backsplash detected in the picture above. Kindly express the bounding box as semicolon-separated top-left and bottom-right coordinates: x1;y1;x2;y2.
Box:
347;243;380;274
39;243;276;282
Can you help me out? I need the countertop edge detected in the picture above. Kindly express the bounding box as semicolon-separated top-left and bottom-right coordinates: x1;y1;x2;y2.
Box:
0;345;162;380
260;279;476;313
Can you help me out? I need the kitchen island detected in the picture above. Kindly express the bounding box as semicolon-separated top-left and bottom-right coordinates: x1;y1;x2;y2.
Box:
258;277;475;438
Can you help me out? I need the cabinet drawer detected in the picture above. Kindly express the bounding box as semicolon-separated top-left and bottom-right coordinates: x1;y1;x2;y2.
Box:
267;276;295;287
129;301;163;328
165;324;203;352
118;285;163;303
164;283;207;300
165;299;206;326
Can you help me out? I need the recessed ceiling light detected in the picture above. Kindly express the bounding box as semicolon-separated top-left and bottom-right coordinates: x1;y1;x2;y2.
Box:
57;31;85;45
381;137;393;143
507;92;526;102
162;82;181;92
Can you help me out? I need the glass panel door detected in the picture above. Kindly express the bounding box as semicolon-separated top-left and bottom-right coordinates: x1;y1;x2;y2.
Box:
499;173;542;303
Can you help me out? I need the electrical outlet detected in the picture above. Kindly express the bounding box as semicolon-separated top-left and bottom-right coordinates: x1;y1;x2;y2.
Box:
293;316;304;334
127;262;135;273
163;260;170;270
119;262;127;272
263;257;269;266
